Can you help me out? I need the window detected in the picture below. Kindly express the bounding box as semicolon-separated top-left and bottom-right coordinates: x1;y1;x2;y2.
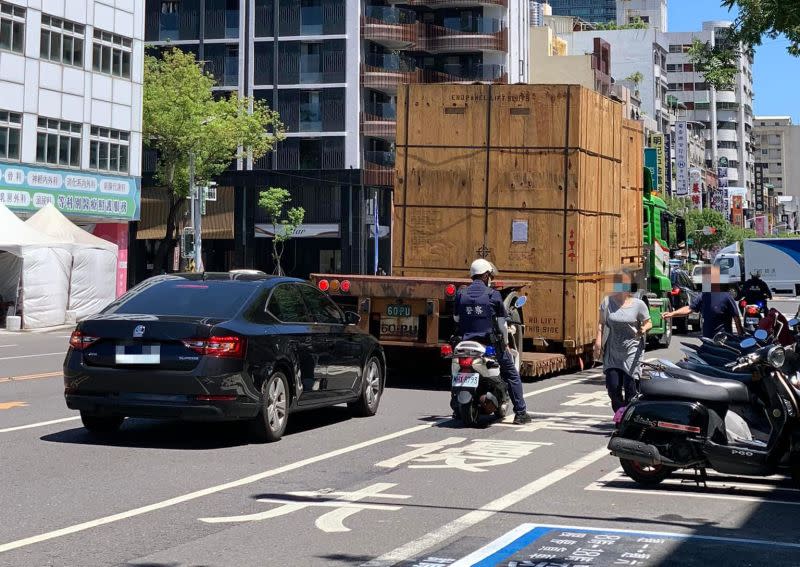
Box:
267;284;312;322
40;15;85;67
300;42;322;83
298;285;344;324
0;1;25;53
300;0;323;34
299;138;321;169
299;90;321;132
92;29;132;78
159;0;180;41
224;45;238;86
683;63;694;72
109;280;257;318
36;118;81;167
0;110;21;160
666;64;680;72
89;126;129;173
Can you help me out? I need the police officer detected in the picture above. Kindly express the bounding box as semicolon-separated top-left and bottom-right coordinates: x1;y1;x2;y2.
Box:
454;259;531;425
740;270;772;311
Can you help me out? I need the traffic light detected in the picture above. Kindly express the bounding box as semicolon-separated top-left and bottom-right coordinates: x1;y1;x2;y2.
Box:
181;227;195;258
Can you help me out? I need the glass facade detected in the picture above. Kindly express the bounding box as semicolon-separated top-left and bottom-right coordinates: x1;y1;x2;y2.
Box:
548;0;616;24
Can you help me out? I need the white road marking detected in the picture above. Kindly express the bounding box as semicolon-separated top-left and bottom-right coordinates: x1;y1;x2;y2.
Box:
523;378;587;398
587;468;800;505
0;416;80;433
0;344;17;348
0;419;448;554
0;352;63;361
360;447;610;567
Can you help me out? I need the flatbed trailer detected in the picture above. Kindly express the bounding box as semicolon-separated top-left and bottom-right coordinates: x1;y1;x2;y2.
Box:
309;274;569;378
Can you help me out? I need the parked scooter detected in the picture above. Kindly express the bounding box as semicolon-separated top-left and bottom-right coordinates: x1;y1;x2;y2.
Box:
445;295;526;427
608;335;800;486
740;300;766;333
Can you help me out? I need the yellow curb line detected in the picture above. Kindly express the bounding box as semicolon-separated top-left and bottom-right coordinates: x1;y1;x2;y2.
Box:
0;371;63;384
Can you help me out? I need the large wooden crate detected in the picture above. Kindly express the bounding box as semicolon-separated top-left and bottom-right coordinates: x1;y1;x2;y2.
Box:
393;84;638;350
621;118;644;267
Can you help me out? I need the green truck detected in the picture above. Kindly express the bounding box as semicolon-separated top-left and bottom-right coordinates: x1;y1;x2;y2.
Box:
638;174;687;348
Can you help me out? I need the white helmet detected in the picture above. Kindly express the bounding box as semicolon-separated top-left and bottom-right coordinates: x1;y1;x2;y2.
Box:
470;258;497;278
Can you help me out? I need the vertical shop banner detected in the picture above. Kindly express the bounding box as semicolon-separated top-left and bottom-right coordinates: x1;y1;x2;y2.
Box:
718;157;730;219
664;132;673;196
689;168;703;209
644;148;659;193
674;121;689;196
754;163;765;213
732;195;744;226
648;133;666;194
755;216;766;236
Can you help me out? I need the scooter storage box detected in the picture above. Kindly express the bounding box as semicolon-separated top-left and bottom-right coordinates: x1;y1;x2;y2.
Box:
620;400;709;437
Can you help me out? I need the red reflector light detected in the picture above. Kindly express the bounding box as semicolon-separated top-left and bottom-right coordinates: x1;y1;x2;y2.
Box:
445;284;457;297
440;344;453;358
182;336;246;358
740;300;748;308
340;280;351;293
746;305;759;315
69;330;99;350
657;421;701;433
458;357;475;370
670;288;681;296
195;394;237;402
318;279;330;292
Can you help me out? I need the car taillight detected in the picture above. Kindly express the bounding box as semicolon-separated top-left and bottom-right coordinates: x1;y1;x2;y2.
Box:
69;330;98;350
330;279;341;292
670;287;681;296
340;280;351;293
458;357;475;370
445;284;457;297
182;336;246;358
318;279;330;292
440;344;453;358
746;305;760;316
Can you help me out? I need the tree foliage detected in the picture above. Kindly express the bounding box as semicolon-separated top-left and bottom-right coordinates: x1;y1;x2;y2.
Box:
691;0;800;89
685;208;730;252
143;48;285;272
595;17;648;30
258;187;305;276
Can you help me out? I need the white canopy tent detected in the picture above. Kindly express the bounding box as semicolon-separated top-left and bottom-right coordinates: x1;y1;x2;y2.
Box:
26;204;119;321
0;203;72;329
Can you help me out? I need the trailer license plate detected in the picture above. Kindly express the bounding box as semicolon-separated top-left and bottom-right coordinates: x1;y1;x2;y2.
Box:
380;317;419;340
386;304;411;317
452;373;479;388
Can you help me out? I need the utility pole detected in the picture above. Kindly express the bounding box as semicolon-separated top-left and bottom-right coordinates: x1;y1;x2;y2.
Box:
188;151;196;272
194;180;204;273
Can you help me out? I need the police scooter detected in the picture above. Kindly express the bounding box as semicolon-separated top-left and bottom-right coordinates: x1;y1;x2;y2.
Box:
448;295;526;427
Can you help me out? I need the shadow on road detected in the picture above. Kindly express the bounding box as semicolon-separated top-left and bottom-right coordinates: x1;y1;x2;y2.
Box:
39;406;355;450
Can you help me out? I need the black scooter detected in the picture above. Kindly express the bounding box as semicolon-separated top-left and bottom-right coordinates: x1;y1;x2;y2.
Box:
608;337;800;486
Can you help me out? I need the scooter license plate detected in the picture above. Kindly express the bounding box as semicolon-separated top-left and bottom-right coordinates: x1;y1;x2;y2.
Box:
746;317;760;325
452;373;480;388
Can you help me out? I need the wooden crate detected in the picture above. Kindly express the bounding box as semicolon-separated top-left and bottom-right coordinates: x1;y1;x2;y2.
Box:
621;118;644;267
394;83;639;347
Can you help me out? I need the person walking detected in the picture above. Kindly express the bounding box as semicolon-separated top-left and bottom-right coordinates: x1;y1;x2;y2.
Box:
594;273;652;414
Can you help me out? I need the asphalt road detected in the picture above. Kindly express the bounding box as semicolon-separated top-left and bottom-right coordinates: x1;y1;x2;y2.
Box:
1;310;800;567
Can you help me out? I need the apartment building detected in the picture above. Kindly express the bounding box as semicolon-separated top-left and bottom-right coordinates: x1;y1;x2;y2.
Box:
547;0;615;24
664;21;755;196
753;116;800;199
0;0;144;291
615;0;666;31
141;0;527;278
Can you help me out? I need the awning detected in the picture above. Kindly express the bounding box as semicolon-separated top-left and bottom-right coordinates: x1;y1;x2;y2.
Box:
136;187;234;240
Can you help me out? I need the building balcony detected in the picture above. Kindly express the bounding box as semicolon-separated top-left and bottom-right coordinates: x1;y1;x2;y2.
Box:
364;150;396;187
362;7;418;49
361;53;419;93
390;0;507;7
361;102;397;140
418;21;507;53
432;63;506;83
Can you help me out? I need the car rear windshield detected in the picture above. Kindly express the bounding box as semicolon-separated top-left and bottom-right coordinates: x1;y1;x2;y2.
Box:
108;280;257;318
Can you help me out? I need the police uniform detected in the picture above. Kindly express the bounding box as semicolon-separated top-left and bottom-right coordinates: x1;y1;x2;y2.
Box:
454;279;527;415
740;277;772;308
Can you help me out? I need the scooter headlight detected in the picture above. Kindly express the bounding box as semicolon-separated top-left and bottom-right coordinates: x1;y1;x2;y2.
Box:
767;346;786;368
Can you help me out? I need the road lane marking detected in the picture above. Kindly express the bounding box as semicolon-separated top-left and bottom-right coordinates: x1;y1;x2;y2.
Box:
0;371;62;384
0;401;28;410
0;418;451;554
0;416;80;433
0;344;17;348
523;378;587;398
360;447;610;567
0;352;63;361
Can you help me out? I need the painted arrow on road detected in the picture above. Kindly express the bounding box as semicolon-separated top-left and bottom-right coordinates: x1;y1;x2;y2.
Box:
0;401;28;410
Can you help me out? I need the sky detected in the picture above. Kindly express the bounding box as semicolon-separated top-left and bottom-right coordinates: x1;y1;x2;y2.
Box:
668;0;800;123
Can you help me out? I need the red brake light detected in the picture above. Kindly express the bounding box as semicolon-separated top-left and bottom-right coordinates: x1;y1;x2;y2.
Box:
182;336;246;358
69;330;98;350
740;299;748;308
445;284;457;297
746;305;759;315
318;279;330;292
440;344;453;358
458;357;475;370
670;288;680;296
340;280;351;293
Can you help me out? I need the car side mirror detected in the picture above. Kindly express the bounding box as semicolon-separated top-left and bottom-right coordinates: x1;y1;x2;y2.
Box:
345;311;361;325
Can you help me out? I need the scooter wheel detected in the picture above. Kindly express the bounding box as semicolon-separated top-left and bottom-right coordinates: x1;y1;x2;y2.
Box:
620;458;674;486
458;401;479;427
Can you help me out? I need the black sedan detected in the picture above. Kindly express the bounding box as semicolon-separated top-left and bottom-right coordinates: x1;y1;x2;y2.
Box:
64;272;386;442
669;269;702;334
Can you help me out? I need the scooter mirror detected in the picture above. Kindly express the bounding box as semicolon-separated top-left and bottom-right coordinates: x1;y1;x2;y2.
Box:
789;318;799;328
514;296;527;309
754;329;769;341
740;337;757;349
713;332;727;345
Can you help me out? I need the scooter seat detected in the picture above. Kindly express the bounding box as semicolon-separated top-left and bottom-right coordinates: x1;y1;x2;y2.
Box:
676;360;753;385
641;374;750;404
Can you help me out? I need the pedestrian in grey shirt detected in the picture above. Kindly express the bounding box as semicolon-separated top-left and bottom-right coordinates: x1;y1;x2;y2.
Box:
594;272;652;413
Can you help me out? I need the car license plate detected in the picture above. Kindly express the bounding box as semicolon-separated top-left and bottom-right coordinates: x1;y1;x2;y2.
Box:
386;304;412;317
452;372;480;388
380;316;418;340
115;344;161;364
746;317;760;325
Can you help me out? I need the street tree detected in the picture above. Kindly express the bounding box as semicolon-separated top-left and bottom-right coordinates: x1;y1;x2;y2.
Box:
685;208;729;253
143;48;285;273
690;0;800;89
258;187;305;276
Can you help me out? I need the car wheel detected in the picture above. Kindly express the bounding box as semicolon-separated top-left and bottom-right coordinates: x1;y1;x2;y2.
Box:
80;411;124;434
349;356;383;417
252;371;289;442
